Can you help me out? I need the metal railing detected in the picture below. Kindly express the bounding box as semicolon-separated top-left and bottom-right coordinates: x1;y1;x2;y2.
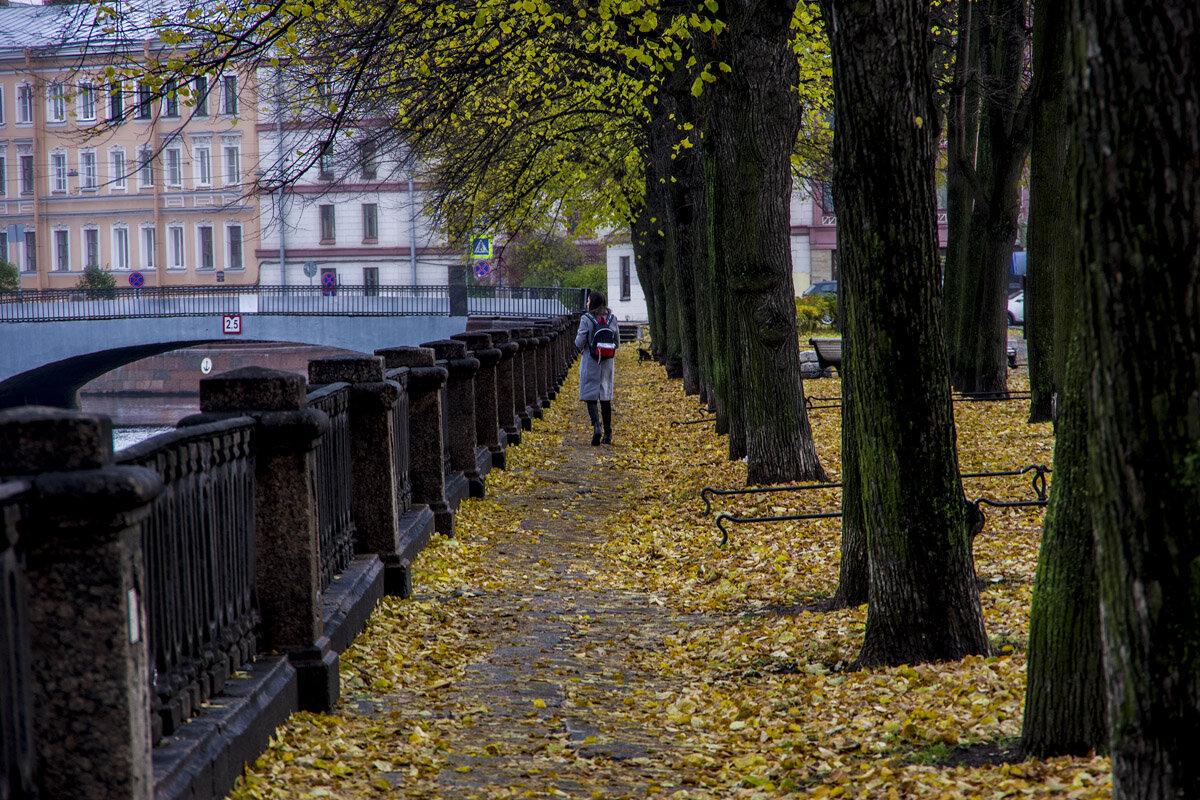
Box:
386;368;414;511
116;418;259;740
0;284;587;322
1;479;37;800
308;383;356;589
706;464;1052;546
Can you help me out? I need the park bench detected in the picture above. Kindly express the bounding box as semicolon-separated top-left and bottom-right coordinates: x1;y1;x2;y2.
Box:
809;337;842;376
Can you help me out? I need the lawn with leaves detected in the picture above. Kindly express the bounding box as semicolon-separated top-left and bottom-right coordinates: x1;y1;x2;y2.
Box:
228;346;1110;799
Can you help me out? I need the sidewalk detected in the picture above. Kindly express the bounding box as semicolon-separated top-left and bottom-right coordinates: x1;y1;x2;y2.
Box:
230;351;1109;800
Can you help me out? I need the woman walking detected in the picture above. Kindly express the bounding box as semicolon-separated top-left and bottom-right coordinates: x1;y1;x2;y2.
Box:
575;291;620;445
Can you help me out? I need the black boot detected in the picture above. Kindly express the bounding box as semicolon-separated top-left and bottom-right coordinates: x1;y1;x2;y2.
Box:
587;401;602;446
600;401;612;444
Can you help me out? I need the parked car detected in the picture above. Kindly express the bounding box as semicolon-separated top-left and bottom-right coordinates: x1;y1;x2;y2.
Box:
1007;291;1024;326
800;280;838;326
802;280;838;298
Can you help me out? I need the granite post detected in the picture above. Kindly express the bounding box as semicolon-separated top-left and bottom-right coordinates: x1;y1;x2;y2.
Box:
194;367;337;712
421;339;485;498
486;328;522;447
375;347;454;536
451;331;504;472
0;407;162;800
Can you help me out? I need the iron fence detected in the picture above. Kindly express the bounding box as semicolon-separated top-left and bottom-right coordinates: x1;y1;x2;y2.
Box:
385;368;414;512
307;383;356;589
0;284;587;322
116;418;258;740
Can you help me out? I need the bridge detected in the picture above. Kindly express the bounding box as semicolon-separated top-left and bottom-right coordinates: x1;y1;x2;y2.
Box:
1;318;578;800
0;284;585;408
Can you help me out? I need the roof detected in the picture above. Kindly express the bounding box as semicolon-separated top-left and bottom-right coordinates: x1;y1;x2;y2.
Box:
0;1;157;60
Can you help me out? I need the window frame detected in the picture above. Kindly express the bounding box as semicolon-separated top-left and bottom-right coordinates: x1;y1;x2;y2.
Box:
83;227;100;268
137;146;154;188
620;255;631;301
222;143;240;186
51;151;68;193
197;224;215;270
53;229;70;272
141;226;156;269
112;226;129;270
194;145;212;186
168;225;185;269
359;141;377;180
108;81;124;121
16;84;33;124
135;83;153;120
0;154;6;197
19;154;34;195
110;148;127;190
162;79;179;118
165;146;183;187
79;150;97;190
319;204;336;243
48;82;67;122
221;75;238;115
362;203;378;242
194;76;209;117
78;83;96;122
226;223;243;270
23;231;36;272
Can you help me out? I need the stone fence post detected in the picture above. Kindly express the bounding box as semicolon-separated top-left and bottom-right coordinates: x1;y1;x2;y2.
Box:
190;367;338;711
376;347;454;536
422;339;485;498
533;323;554;407
0;407;162;800
487;329;522;445
452;331;504;470
308;355;418;597
512;327;538;428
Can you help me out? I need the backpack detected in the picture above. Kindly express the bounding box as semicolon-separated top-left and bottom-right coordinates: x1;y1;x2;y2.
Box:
588;313;618;361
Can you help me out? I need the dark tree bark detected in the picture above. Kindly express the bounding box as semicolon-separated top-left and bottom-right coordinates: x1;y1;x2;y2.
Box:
1024;0;1073;423
829;308;867;608
1074;0;1200;795
822;0;989;665
1021;325;1107;757
945;0;1032;396
706;0;826;484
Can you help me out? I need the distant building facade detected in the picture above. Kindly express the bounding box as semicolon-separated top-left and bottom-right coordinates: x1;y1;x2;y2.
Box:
0;3;457;291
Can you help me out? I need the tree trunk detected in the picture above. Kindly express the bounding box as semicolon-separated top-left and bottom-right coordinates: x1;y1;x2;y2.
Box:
823;0;989;666
946;0;1031;396
1024;0;1072;423
706;0;826;484
1021;321;1106;757
830;311;867;608
1075;1;1200;795
941;0;980;356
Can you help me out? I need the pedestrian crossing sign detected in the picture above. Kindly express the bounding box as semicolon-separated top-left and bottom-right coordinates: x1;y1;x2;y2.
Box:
470;236;492;260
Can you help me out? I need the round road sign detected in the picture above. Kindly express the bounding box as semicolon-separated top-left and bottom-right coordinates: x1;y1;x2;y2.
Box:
128;271;144;287
474;260;490;279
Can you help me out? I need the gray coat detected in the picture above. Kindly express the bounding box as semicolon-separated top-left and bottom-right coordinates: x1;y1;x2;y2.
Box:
575;310;618;401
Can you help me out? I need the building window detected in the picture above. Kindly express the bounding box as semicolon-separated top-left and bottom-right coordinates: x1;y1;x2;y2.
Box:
359;141;377;180
168;226;185;269
319;204;335;242
221;75;237;115
78;83;96;121
112;227;129;270
227;223;243;269
138;147;154;187
51;152;68;193
197;225;214;269
362;203;378;242
54;230;69;271
223;144;240;186
821;178;835;214
194;76;209;116
141;227;156;268
318;140;333;180
80;151;97;190
0;155;6;196
0;231;6;262
195;146;211;186
0;87;5;124
162;80;179;118
136;83;153;119
19;154;34;194
23;231;36;272
363;267;379;296
165;147;182;186
620;255;631;301
109;81;124;121
110;149;126;190
16;85;33;124
83;228;100;268
48;83;66;122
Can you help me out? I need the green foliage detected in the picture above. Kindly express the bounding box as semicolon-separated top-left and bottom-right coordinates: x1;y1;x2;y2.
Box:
561;262;607;294
507;232;585;287
0;259;18;292
795;294;837;332
77;264;117;298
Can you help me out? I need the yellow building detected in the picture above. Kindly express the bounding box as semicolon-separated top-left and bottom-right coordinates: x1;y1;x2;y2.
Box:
0;2;261;289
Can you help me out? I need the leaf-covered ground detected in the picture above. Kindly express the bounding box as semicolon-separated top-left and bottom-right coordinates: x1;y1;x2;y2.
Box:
229;346;1111;799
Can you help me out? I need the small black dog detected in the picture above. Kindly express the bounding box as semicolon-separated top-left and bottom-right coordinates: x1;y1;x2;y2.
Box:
637;348;653;364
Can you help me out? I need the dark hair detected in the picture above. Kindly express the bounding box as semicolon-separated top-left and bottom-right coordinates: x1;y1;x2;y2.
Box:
588;290;607;310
